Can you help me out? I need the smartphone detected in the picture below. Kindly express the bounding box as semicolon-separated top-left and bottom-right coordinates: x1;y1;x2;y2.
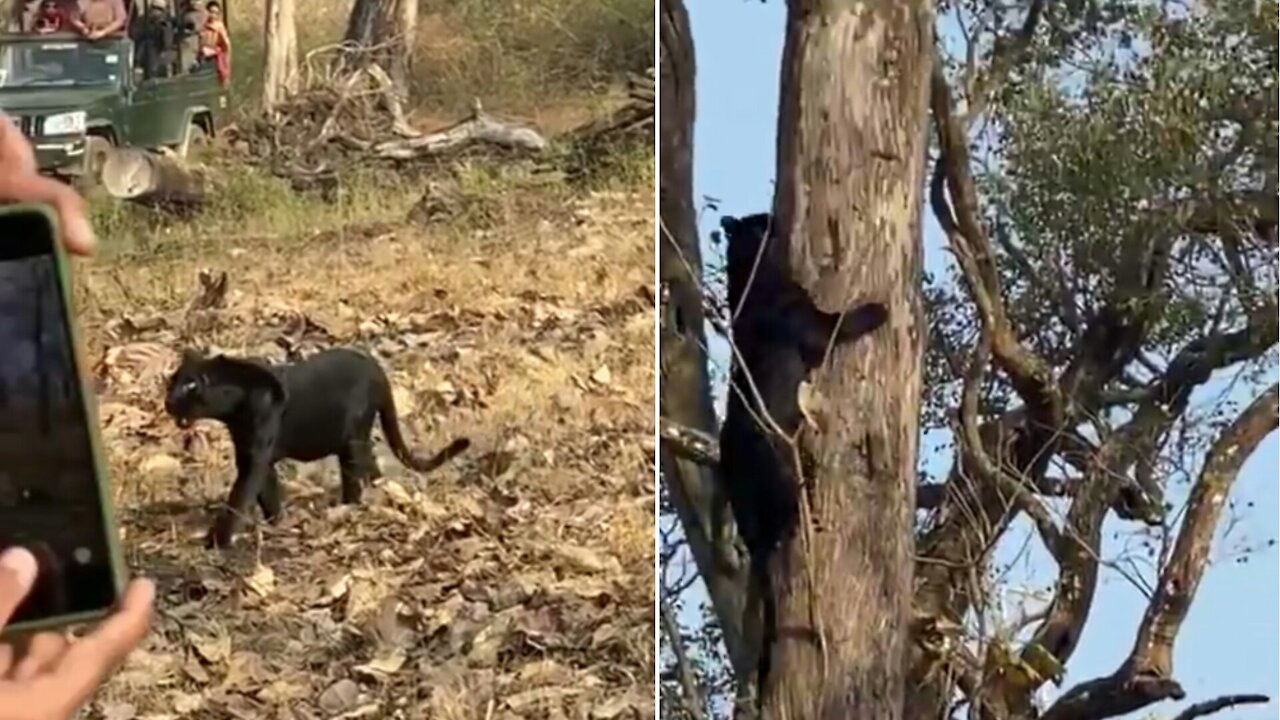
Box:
0;203;125;636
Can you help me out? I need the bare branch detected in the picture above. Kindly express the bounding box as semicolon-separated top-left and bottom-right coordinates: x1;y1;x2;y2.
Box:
1040;672;1187;720
660;597;708;720
658;0;751;686
1040;385;1279;720
1127;384;1279;672
931;59;1065;435
958;0;1047;126
1172;694;1271;720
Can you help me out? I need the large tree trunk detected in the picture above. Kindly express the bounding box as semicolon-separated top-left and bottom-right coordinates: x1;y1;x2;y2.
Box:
658;0;754;690
343;0;416;102
262;0;298;112
762;1;934;717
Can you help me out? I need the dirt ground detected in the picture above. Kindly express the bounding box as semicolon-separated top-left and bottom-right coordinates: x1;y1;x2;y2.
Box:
72;187;656;719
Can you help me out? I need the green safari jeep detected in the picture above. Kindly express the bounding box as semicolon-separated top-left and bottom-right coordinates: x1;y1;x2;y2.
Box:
0;31;227;187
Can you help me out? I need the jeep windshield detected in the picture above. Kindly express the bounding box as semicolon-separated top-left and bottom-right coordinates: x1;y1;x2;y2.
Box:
0;41;123;88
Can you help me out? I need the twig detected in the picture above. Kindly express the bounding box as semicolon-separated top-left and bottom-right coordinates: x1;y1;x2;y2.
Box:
660;597;708;720
1172;694;1270;720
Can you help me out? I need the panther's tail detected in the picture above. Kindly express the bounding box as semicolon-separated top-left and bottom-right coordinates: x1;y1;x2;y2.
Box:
379;383;471;473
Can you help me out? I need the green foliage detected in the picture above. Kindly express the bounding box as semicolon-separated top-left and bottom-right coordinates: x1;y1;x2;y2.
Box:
1001;2;1274;336
923;1;1278;434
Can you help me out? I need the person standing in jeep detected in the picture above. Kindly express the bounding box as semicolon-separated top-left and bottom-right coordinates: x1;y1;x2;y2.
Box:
135;0;174;78
69;0;127;39
31;0;70;33
176;0;205;74
198;0;228;86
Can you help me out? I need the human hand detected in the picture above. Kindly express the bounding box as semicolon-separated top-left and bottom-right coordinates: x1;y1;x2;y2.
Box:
0;111;97;255
0;547;154;720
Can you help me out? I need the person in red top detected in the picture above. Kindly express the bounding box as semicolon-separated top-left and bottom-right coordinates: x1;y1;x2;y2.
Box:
199;0;231;86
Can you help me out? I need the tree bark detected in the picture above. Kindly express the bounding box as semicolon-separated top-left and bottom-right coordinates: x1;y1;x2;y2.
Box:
658;0;754;690
343;0;416;102
763;1;934;717
262;0;298;112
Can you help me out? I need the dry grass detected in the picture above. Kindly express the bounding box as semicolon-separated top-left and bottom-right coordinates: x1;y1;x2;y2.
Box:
225;0;652;121
74;169;656;717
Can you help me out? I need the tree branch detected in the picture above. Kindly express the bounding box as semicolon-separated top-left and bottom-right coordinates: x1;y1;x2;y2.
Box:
914;7;1277;719
657;0;752;688
931;58;1066;445
1126;384;1279;670
1172;694;1271;720
660;596;708;720
1040;385;1279;720
960;0;1046;126
660;416;720;467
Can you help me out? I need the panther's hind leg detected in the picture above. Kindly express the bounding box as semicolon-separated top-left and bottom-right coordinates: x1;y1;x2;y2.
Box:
359;437;383;481
338;439;379;504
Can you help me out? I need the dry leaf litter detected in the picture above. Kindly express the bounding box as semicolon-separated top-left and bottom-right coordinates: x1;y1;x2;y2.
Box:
77;191;655;719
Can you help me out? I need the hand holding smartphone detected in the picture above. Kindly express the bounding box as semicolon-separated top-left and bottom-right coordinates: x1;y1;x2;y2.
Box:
0;203;125;636
0;113;153;720
0;545;155;719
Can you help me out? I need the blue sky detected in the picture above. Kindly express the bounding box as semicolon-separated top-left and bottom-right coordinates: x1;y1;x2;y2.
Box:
673;2;1280;716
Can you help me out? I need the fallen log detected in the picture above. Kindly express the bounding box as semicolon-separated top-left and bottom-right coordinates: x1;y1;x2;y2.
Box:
367;100;548;159
101;148;205;208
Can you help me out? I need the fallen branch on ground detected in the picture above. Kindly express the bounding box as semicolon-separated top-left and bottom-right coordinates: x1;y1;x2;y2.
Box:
357;99;547;159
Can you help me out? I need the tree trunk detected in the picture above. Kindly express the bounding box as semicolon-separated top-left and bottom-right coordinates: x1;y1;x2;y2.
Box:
658;0;754;689
262;0;298;112
763;1;934;717
343;0;416;102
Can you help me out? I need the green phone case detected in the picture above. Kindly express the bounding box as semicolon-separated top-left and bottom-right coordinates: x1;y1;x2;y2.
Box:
0;202;128;638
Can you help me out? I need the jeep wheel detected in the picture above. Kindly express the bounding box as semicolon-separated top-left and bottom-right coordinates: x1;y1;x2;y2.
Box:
180;121;210;161
75;135;113;192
